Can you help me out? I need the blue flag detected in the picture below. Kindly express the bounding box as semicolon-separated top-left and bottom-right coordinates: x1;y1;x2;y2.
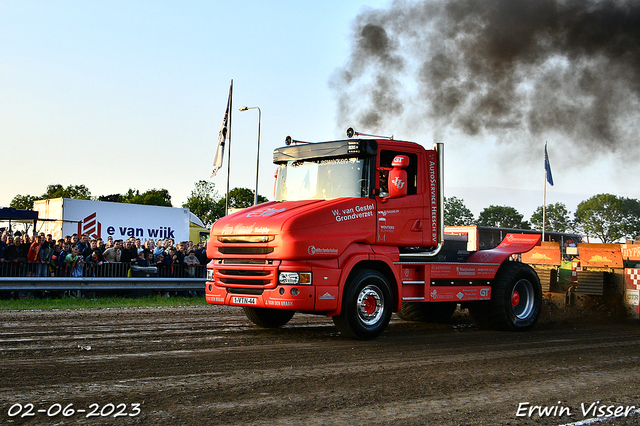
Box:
544;143;554;186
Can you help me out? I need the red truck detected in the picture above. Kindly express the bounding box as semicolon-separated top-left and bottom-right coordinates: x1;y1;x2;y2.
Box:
205;131;542;339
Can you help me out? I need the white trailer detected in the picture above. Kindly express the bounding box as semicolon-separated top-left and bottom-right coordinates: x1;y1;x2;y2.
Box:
33;198;192;242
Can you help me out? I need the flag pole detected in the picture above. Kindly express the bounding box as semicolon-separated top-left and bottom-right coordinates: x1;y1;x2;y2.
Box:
543;142;547;242
210;79;234;216
543;141;554;242
225;79;233;216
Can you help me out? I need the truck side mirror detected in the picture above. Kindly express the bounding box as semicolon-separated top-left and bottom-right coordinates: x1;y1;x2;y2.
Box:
387;155;409;199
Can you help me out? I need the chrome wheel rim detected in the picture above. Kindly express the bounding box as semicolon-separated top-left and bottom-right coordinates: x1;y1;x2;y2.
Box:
511;279;535;320
357;285;384;326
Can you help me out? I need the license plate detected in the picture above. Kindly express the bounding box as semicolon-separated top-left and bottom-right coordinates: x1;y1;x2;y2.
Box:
232;296;257;305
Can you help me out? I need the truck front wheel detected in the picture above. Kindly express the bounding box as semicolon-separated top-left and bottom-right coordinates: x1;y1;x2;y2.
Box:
243;307;295;328
333;269;392;340
470;261;542;331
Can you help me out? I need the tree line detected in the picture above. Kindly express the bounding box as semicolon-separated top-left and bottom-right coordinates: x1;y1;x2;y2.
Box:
9;182;265;230
10;183;640;243
445;195;640;243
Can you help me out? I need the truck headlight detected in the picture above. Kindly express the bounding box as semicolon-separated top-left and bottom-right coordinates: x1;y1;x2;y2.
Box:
206;269;214;281
279;272;311;285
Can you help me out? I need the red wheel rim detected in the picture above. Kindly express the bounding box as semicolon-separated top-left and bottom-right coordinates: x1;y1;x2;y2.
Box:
363;295;376;315
512;290;520;307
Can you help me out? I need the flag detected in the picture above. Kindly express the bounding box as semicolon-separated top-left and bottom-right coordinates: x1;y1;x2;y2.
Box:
544;142;554;186
211;81;233;177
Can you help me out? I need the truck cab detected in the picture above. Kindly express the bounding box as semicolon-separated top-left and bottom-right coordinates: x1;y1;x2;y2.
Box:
206;134;542;339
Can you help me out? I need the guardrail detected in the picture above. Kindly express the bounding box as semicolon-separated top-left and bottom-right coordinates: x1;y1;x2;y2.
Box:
0;277;205;292
0;261;207;293
0;261;206;278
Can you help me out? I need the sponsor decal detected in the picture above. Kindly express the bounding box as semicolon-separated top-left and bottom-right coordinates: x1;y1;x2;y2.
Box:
391;176;405;190
530;252;552;260
319;292;335;300
457;292;464;300
378;209;399;217
331;203;374;222
78;212;102;239
429;159;438;243
476;252;499;262
430;289;438;299
221;222;263;235
246;207;286;218
266;300;294;307
308;246;339;255
456;267;477;276
480;288;490;297
589;254;612;263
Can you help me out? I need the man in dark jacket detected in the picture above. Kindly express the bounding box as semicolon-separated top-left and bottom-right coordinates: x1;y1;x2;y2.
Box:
5;236;29;276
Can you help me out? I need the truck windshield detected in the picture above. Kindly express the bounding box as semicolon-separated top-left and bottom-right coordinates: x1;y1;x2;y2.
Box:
275;157;369;201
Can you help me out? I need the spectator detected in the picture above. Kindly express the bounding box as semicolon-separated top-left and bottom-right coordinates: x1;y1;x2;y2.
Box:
163;238;174;256
155;254;166;277
153;239;165;261
82;239;102;262
145;250;154;266
96;237;105;254
0;233;7;275
132;250;150;267
39;235;55;277
76;234;90;253
65;246;83;277
6;236;28;276
57;242;70;276
50;243;61;277
85;249;103;277
165;247;179;277
174;242;186;266
184;250;200;278
144;239;155;256
121;240;136;263
195;242;208;266
27;235;43;277
102;240;122;263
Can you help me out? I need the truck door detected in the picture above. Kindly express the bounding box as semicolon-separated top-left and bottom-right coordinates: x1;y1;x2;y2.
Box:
376;149;424;247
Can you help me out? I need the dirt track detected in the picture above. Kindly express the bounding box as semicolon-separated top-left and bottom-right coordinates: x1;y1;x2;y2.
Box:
2;304;640;426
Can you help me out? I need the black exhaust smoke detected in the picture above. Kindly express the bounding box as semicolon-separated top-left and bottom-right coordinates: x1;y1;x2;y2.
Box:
332;0;640;157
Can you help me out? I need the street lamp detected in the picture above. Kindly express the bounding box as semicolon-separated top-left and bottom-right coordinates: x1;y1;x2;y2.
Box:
239;106;261;206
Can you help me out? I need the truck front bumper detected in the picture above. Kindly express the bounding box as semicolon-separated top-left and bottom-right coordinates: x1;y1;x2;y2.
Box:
205;281;316;310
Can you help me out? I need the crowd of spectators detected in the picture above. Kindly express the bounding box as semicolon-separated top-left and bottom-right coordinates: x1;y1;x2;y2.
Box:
0;230;208;278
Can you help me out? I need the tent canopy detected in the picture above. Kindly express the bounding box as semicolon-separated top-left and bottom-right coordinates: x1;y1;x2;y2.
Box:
0;208;38;221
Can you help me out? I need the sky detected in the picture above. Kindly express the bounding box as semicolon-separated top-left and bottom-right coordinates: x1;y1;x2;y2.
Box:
1;0;639;221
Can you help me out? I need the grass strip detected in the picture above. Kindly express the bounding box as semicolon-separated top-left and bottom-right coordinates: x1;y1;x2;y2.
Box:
0;293;208;310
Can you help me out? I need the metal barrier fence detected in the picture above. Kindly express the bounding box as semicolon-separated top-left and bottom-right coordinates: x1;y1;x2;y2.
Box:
0;261;206;293
0;277;204;292
0;261;206;279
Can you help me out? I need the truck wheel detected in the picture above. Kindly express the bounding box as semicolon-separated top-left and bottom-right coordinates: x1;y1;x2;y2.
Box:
470;261;542;331
243;307;295;328
333;269;392;340
398;302;457;323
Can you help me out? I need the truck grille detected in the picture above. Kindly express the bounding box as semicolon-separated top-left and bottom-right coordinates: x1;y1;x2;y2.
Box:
213;260;280;288
218;247;274;255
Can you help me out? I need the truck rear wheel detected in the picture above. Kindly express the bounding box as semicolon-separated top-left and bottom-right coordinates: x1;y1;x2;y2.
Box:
333;269;392;340
469;261;541;331
243;307;295;328
397;302;457;323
